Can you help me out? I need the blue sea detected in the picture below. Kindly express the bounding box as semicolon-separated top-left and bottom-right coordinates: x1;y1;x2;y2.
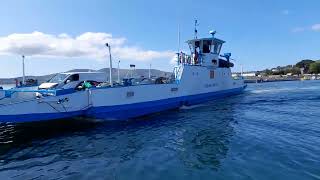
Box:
0;81;319;180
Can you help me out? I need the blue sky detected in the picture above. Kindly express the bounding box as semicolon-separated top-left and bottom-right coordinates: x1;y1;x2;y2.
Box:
0;0;319;78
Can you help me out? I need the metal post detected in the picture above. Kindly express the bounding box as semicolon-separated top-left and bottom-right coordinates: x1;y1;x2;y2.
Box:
106;43;113;87
117;60;120;83
22;55;25;85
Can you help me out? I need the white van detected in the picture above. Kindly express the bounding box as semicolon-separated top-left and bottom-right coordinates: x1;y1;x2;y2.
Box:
38;72;108;90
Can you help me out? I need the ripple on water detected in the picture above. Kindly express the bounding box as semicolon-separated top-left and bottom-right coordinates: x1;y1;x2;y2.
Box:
0;81;320;180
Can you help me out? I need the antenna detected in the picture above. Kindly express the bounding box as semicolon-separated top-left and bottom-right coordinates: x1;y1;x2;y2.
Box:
194;20;199;39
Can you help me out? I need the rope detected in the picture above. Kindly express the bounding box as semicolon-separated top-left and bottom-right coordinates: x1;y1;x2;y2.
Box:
39;101;63;113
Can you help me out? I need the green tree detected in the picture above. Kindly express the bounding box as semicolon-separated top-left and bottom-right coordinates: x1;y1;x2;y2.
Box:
309;61;320;74
296;59;315;73
291;67;301;75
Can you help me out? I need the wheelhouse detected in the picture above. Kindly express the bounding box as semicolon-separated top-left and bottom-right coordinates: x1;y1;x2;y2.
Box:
177;37;225;67
186;37;225;55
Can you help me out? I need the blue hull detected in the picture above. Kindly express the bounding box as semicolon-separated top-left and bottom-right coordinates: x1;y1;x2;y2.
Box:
86;86;246;120
0;111;84;123
0;86;246;123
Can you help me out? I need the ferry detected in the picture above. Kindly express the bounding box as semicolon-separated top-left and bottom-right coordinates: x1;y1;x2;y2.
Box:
0;28;246;123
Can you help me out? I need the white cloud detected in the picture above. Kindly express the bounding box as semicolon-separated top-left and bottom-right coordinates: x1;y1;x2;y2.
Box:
311;24;320;31
292;23;320;33
281;10;289;15
0;31;174;61
292;27;305;33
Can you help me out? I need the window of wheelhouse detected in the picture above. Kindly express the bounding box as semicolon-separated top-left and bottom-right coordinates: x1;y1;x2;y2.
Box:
202;40;211;53
209;42;222;54
213;43;222;54
189;40;201;54
194;41;200;48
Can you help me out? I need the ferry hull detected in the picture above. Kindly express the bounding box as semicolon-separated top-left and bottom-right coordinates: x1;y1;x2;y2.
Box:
0;90;90;123
86;86;246;120
0;86;245;123
0;111;84;123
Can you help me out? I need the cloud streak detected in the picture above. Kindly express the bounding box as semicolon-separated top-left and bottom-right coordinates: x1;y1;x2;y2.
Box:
291;27;306;33
292;23;320;33
281;10;289;15
311;24;320;32
0;31;174;61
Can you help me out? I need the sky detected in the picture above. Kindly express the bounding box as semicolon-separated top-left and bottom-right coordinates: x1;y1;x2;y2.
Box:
0;0;319;78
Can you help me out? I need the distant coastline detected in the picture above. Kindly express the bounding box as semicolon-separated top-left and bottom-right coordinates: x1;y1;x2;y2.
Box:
2;59;319;85
235;59;320;83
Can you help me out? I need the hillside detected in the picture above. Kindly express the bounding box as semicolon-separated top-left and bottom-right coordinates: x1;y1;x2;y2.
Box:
258;59;320;76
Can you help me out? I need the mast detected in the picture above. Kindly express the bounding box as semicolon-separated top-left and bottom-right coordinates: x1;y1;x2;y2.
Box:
194;20;199;39
22;55;25;85
105;43;113;87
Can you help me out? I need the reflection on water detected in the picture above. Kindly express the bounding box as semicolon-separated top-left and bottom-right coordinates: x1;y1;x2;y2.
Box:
177;100;237;171
0;98;239;179
0;118;99;158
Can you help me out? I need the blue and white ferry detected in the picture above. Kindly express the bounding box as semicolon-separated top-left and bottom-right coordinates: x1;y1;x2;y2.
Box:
0;29;246;123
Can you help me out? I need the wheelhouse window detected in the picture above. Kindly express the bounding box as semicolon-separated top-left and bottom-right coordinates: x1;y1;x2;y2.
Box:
202;40;211;53
212;43;222;54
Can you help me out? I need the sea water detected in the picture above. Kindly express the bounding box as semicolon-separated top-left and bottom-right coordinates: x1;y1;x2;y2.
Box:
0;81;319;180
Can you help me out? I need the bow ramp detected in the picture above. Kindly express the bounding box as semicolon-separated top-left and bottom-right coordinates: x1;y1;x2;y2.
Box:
0;88;91;123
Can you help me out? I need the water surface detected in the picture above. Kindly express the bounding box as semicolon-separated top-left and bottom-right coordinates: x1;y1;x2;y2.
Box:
0;81;319;180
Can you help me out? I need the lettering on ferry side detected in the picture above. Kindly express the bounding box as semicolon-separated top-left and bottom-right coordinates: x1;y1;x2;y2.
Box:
171;87;178;92
126;91;134;97
57;98;69;104
204;83;218;88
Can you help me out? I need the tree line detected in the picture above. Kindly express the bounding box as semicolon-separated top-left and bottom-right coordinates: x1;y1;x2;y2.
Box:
259;59;320;76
